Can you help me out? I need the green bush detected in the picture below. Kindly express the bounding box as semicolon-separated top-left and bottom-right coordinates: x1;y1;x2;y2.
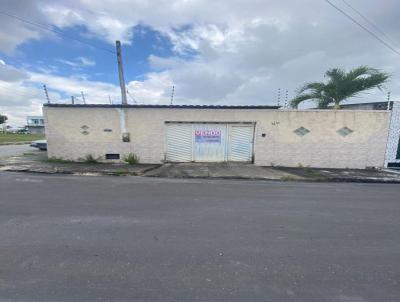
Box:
123;153;140;164
83;154;99;163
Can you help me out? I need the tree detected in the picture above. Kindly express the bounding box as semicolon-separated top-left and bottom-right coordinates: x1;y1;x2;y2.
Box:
0;114;7;125
290;66;390;109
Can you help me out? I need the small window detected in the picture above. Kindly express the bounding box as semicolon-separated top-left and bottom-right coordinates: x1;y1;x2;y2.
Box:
105;154;120;160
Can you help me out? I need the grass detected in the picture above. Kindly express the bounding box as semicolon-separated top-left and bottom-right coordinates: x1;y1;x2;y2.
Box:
280;175;300;181
113;170;131;176
0;133;44;144
46;157;75;164
302;168;328;180
123;153;140;165
45;155;102;164
82;154;100;164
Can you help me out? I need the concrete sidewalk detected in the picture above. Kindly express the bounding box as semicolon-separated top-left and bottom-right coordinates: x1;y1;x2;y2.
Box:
144;162;303;180
1;151;400;183
0;152;158;176
274;166;400;183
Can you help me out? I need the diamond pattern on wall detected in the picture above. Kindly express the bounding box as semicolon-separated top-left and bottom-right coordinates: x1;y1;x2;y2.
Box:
294;126;310;137
337;127;354;137
80;125;90;135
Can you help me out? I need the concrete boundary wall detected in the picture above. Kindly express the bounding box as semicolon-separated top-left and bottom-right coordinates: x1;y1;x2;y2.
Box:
43;105;391;169
385;101;400;167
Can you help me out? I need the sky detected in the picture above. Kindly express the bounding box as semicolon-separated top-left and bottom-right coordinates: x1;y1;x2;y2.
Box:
0;0;399;126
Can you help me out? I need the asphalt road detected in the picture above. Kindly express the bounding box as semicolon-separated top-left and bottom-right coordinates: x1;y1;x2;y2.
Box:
0;172;399;302
0;144;35;158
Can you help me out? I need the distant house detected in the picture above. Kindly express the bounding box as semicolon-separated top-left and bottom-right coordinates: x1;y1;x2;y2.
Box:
330;101;393;110
26;116;45;134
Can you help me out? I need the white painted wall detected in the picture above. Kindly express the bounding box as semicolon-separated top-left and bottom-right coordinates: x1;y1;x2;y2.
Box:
43;106;391;168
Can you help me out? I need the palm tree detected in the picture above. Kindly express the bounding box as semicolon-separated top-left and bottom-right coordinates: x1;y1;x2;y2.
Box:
290;66;390;109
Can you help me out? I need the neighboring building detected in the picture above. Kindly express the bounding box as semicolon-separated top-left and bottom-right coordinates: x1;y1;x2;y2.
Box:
26;116;45;134
328;101;393;110
43;103;400;169
385;101;400;168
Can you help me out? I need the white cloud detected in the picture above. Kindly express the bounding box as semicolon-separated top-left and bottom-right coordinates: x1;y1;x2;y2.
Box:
0;61;30;82
56;56;96;68
0;63;172;126
78;57;95;67
1;0;400;125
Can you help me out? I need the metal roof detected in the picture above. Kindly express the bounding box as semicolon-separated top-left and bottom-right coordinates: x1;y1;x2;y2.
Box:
43;104;280;109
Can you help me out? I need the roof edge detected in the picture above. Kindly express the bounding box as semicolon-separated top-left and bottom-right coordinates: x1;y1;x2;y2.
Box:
43;104;281;109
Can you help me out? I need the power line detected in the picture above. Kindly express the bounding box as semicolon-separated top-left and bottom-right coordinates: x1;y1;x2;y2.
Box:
0;11;116;54
325;0;400;56
340;0;400;49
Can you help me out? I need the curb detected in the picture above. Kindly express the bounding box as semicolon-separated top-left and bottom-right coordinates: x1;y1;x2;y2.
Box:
0;164;163;177
143;173;400;184
1;165;400;184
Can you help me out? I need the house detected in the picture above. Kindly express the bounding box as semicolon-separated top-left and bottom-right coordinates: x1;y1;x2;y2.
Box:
26;116;45;134
43;102;400;169
330;101;393;110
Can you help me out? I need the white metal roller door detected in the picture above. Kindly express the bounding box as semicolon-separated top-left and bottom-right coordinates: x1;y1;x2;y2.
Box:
165;122;254;162
193;124;227;162
166;123;193;162
228;125;254;162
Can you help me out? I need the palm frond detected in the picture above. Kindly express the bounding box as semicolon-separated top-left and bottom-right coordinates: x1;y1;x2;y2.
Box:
291;66;390;109
297;82;325;94
345;66;374;80
290;92;323;108
325;68;346;82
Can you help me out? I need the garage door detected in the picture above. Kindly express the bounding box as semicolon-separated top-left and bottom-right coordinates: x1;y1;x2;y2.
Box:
228;125;254;162
166;123;254;162
165;123;193;162
194;124;227;162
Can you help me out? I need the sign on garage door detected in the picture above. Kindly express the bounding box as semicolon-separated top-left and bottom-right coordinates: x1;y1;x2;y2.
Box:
166;123;254;162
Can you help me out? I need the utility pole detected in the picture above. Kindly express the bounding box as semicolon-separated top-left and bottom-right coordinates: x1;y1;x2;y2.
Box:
115;40;127;105
387;91;391;111
71;96;75;105
108;95;112;104
81;91;86;104
43;84;50;104
170;85;175;105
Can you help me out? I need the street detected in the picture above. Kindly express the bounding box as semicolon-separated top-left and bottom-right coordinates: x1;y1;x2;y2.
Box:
0;144;35;158
0;172;399;301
